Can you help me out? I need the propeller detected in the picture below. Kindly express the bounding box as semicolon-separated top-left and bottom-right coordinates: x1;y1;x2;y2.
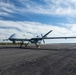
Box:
28;32;45;43
41;34;45;43
13;41;16;44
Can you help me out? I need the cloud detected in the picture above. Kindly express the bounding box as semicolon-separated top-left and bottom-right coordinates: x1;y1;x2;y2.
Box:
0;0;76;43
16;0;75;17
1;0;76;19
0;2;17;18
0;20;76;43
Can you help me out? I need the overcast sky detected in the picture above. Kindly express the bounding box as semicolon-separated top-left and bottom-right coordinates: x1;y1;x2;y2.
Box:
0;0;76;43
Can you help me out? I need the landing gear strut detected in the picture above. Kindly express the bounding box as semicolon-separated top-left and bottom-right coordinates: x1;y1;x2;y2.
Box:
25;42;29;47
35;43;40;48
20;41;24;48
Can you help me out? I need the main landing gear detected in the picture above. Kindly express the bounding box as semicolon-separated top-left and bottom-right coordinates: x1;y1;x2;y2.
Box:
20;42;40;48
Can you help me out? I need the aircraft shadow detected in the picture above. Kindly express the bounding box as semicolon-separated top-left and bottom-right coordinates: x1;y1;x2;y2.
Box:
0;46;72;51
21;47;71;51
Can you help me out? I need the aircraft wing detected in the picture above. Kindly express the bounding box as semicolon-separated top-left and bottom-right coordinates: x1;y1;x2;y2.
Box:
42;37;76;39
30;37;76;41
8;37;76;41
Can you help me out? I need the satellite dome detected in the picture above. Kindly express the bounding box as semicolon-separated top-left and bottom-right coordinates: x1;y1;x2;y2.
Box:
9;34;25;39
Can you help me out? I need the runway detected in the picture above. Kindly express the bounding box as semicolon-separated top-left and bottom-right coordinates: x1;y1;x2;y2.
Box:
0;43;76;75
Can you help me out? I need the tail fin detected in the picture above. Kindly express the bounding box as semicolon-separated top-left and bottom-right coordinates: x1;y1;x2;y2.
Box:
42;30;52;38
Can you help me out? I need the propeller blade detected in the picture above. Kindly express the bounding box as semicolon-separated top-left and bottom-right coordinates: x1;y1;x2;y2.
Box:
41;34;45;43
43;39;45;43
13;41;15;44
41;34;43;37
